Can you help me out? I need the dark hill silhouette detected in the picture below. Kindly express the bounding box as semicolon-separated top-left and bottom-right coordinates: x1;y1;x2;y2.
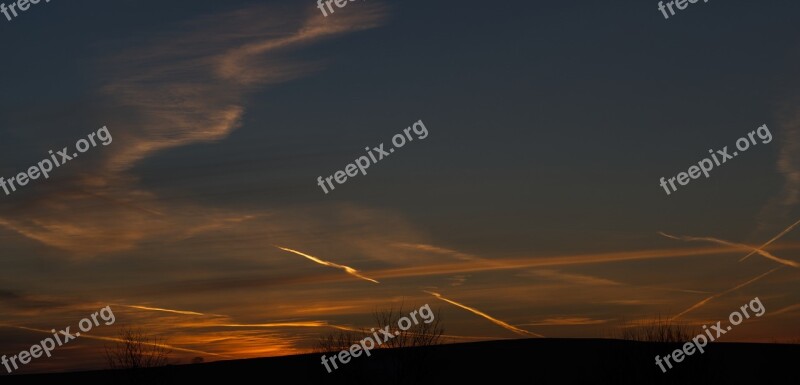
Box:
2;338;798;384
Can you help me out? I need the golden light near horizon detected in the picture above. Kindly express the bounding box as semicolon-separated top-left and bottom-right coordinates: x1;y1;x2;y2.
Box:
1;0;799;379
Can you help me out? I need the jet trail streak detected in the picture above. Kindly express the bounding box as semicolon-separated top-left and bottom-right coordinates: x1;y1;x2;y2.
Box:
425;291;543;338
740;217;800;261
119;305;207;316
671;268;780;321
658;232;800;268
276;246;379;284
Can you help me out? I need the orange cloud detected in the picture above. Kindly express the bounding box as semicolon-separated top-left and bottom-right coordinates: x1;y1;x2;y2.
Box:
521;317;610;326
0;4;390;257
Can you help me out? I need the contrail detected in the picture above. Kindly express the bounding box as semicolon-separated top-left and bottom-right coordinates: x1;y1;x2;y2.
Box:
658;232;800;268
671;268;780;321
117;304;208;316
424;291;544;338
206;322;363;333
370;245;773;281
740;217;800;262
205;322;328;328
75;188;165;217
770;303;800;316
276;246;379;284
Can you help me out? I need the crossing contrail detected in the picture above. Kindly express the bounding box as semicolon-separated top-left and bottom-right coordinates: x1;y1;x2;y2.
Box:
658;232;799;268
671;268;780;321
740;217;800;262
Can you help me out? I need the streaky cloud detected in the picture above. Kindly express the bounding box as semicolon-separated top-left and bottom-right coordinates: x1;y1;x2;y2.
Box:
2;325;229;357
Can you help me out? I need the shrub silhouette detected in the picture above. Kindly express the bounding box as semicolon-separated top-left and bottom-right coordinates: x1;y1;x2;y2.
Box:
105;327;172;369
616;316;696;343
315;304;445;384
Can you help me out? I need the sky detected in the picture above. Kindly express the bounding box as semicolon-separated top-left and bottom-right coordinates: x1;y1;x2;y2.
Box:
1;0;800;374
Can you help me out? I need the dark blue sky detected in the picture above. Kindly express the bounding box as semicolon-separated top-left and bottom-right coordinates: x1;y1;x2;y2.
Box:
1;0;799;373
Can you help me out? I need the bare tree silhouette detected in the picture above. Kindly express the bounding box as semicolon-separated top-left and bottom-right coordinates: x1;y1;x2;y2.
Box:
372;305;444;349
615;316;696;343
315;329;365;354
105;327;172;370
315;304;444;384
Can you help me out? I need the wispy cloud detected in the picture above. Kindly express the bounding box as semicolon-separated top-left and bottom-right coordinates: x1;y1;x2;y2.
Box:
446;274;470;287
770;303;800;316
520;317;610;326
0;3;390;256
756;109;800;234
102;4;390;172
393;243;483;261
523;269;622;287
2;325;229;357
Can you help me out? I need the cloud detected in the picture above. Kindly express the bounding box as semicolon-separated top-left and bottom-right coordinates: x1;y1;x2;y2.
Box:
393;243;483;261
520;317;610;326
0;289;65;311
770;303;800;316
755;107;800;237
102;3;390;172
523;269;622;287
446;275;470;287
0;4;390;256
3;325;228;357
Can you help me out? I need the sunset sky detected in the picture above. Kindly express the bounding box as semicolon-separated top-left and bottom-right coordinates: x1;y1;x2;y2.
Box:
1;0;800;373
